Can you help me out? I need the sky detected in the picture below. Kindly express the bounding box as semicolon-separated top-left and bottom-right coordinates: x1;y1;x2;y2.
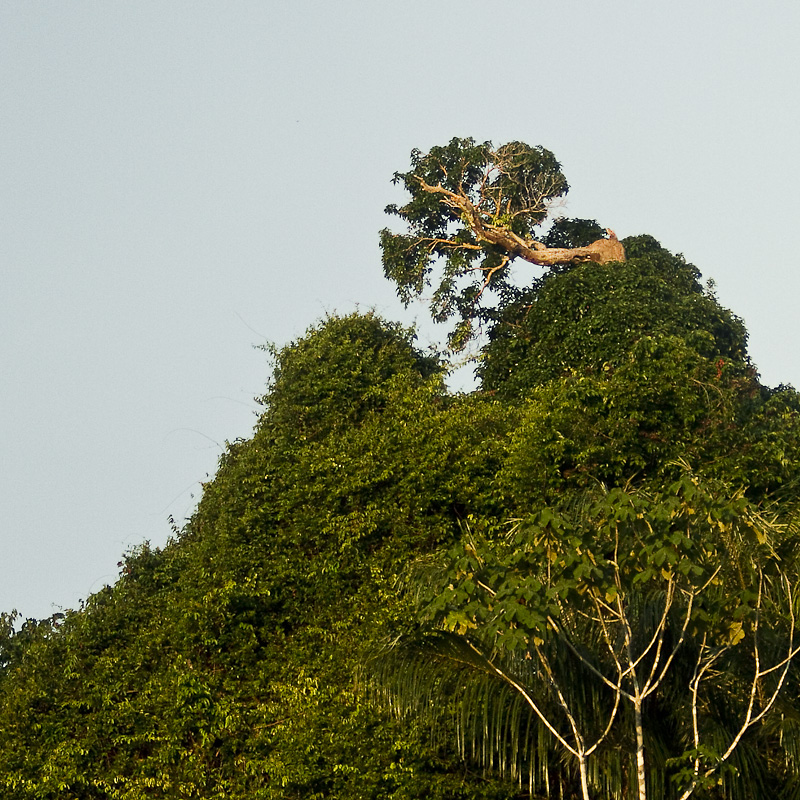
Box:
2;1;799;621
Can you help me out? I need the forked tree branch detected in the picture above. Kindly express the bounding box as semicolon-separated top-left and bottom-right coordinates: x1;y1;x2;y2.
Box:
678;572;800;800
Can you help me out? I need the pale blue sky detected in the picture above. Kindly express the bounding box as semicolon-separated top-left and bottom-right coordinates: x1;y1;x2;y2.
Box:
2;1;799;620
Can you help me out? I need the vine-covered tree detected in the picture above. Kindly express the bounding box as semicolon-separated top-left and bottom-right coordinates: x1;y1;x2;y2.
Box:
380;137;625;348
479;235;749;396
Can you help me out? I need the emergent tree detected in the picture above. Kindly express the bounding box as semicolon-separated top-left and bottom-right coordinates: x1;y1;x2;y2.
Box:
380;137;625;348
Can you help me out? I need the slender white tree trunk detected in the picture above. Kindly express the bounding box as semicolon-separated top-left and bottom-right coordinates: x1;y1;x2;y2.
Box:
578;755;591;800
634;698;647;800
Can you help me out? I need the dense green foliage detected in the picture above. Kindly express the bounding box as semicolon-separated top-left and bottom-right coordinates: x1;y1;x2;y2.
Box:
0;314;518;799
479;235;748;394
3;141;800;799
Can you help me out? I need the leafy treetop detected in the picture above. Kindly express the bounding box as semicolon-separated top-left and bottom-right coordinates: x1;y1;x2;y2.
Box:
257;312;442;445
380;137;625;349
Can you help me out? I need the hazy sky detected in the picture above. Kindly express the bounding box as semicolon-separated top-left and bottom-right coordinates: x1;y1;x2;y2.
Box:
2;1;799;620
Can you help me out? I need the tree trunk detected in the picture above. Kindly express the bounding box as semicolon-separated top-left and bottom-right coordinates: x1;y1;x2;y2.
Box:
634;699;647;800
475;218;626;267
526;235;626;266
578;755;592;800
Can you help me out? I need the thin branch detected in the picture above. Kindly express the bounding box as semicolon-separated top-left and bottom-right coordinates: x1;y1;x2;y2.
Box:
547;614;634;702
679;571;800;800
634;579;675;680
461;639;579;757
